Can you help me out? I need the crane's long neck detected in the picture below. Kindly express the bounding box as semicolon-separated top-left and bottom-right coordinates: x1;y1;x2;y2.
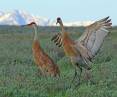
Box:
32;24;42;51
59;22;65;33
33;25;38;41
59;22;69;38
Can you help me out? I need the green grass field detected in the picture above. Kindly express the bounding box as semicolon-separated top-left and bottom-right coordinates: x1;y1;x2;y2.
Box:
0;26;117;97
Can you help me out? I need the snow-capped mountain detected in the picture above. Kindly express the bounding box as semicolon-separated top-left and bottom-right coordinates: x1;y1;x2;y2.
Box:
0;10;93;26
0;10;50;26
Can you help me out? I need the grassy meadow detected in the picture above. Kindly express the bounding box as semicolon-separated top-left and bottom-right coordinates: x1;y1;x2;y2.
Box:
0;26;117;97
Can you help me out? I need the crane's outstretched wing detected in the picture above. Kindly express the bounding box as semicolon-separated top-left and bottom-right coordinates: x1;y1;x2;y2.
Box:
51;33;63;47
76;16;112;58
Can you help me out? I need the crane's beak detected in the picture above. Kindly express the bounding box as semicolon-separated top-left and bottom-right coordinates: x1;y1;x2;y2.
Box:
21;22;37;27
27;23;33;26
21;23;32;27
56;21;59;25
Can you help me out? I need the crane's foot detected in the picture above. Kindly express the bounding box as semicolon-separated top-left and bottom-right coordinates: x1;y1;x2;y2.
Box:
83;69;96;85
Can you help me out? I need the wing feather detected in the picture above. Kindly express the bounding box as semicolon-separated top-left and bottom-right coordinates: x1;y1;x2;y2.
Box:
77;16;112;57
51;33;63;47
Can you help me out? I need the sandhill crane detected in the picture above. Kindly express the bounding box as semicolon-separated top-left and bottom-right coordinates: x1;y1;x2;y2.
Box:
25;22;60;77
51;17;112;84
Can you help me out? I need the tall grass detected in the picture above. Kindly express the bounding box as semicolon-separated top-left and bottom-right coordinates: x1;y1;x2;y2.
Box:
0;26;116;97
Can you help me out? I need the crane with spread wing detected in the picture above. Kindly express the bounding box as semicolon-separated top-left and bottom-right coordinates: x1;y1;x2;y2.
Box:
51;17;112;84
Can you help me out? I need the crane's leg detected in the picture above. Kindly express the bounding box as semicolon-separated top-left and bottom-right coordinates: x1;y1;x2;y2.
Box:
69;69;77;88
39;67;47;79
37;69;42;76
84;69;94;85
71;69;77;83
70;67;83;88
79;67;83;80
75;67;82;87
42;70;48;79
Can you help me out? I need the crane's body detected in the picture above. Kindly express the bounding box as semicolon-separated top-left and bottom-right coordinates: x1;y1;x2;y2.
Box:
51;17;112;83
61;32;89;70
32;40;60;77
62;32;78;57
28;22;60;77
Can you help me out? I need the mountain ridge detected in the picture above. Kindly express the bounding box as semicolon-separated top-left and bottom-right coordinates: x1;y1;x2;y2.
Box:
0;10;93;26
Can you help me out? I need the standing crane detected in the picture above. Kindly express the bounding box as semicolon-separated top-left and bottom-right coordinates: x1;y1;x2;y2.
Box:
51;17;112;84
25;22;60;77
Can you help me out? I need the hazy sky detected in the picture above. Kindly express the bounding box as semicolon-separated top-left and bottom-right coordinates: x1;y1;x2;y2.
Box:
0;0;116;25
